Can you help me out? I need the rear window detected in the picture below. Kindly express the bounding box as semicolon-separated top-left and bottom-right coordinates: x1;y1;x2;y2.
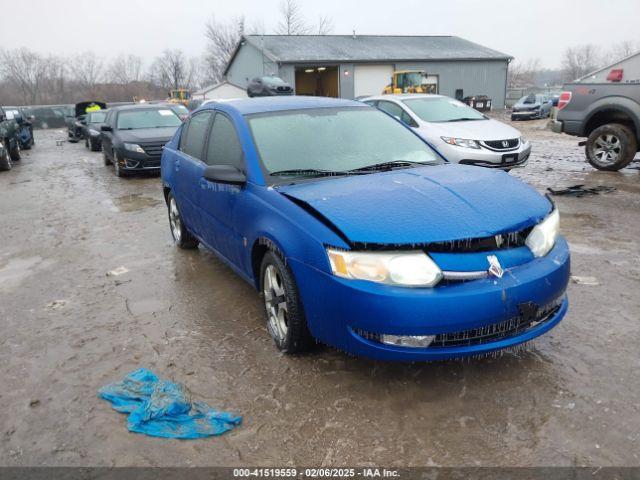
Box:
116;109;181;130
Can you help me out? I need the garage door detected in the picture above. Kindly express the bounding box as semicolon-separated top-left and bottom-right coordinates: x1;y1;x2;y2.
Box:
354;64;394;98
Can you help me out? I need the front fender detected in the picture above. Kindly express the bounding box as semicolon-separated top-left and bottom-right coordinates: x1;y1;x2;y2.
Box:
241;184;350;286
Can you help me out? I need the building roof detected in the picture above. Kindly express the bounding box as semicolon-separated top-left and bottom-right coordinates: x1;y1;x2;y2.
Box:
202;96;366;116
232;35;511;68
193;80;245;96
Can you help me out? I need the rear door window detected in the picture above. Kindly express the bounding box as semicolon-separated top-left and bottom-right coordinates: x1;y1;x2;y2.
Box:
205;114;244;169
180;111;213;161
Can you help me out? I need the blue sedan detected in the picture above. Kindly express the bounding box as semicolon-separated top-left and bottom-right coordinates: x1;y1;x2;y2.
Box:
161;96;570;361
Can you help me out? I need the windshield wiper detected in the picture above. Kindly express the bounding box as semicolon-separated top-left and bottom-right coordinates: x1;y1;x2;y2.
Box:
269;168;358;178
445;117;485;122
348;160;427;173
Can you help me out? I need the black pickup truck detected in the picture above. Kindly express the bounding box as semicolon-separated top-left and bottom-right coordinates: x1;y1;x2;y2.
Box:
552;84;639;171
0;106;22;171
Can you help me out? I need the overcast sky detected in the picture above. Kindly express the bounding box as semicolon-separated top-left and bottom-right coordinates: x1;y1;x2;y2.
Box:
1;0;637;68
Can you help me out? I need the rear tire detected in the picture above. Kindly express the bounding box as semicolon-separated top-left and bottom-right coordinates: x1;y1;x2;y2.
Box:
260;251;314;354
167;193;199;249
586;123;637;171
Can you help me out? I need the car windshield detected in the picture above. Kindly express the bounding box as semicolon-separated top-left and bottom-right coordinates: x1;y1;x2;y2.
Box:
520;94;538;105
116;109;181;130
401;97;486;122
264;76;285;84
248;107;441;182
87;112;107;123
172;104;189;114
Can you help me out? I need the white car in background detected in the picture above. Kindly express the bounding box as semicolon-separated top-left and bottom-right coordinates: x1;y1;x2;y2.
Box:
362;94;531;170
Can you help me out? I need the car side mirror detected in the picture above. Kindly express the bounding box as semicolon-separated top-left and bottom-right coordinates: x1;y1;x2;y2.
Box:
203;165;246;185
80;120;87;125
100;125;112;132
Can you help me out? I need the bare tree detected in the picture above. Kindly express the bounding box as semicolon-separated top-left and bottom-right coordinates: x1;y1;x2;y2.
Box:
606;40;640;63
0;48;48;104
276;0;310;35
204;15;245;84
316;14;334;35
106;54;144;84
561;44;602;82
70;51;104;89
150;49;202;92
508;58;541;88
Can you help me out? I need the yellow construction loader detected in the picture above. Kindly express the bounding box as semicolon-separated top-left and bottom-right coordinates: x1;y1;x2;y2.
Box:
383;71;435;95
168;89;191;106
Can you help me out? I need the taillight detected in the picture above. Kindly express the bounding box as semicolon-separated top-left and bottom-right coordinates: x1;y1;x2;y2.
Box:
558;91;572;110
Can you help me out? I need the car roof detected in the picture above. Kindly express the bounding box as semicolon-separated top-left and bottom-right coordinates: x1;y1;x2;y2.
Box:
109;103;173;112
361;94;446;102
210;96;367;115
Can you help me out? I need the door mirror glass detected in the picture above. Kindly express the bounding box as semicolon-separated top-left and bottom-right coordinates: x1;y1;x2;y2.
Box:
203;165;246;185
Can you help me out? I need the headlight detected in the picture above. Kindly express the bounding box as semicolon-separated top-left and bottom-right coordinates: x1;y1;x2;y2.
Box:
326;249;442;287
526;208;559;257
440;137;480;149
89;129;100;136
124;143;145;153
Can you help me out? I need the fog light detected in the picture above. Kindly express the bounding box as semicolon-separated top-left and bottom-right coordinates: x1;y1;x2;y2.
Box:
380;334;435;348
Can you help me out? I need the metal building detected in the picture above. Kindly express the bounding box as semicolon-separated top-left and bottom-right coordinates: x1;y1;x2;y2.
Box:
577;50;640;83
224;35;512;107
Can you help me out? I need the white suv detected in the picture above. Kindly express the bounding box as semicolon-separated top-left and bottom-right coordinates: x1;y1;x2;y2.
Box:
363;94;531;170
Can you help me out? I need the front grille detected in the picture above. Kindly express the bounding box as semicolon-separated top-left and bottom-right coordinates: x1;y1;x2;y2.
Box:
482;138;520;151
276;86;292;93
141;158;160;168
354;296;563;349
424;228;532;253
141;142;165;157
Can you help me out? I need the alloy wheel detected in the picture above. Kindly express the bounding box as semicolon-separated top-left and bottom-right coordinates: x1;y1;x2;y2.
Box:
593;134;622;167
263;264;288;342
169;197;182;243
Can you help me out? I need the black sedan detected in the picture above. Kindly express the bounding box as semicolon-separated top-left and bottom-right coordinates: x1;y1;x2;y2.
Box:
247;76;293;97
100;104;182;177
68;101;107;142
81;110;108;151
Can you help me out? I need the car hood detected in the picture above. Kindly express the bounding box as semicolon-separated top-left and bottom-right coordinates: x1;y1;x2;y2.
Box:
417;118;521;141
277;165;550;245
116;127;178;143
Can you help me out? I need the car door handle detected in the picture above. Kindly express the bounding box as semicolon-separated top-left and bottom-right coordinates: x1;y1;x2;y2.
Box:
175;158;180;172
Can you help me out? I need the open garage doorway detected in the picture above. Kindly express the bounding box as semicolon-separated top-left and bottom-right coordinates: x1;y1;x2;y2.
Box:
294;66;339;97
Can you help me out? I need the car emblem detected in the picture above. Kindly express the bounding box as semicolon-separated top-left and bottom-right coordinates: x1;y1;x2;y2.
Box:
502;140;510;148
487;255;504;278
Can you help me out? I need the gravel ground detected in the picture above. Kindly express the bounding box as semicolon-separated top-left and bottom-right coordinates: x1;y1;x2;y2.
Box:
0;116;639;467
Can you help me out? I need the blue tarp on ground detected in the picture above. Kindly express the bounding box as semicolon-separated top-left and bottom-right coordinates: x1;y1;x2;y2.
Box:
99;368;241;439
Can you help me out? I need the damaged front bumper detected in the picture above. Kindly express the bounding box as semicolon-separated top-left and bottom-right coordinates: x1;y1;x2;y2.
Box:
289;237;570;361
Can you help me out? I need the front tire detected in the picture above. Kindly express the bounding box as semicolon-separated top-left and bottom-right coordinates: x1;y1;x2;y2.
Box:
113;151;127;177
586;123;637;171
260;251;313;353
103;146;111;165
10;142;20;161
167;193;199;249
0;147;12;171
